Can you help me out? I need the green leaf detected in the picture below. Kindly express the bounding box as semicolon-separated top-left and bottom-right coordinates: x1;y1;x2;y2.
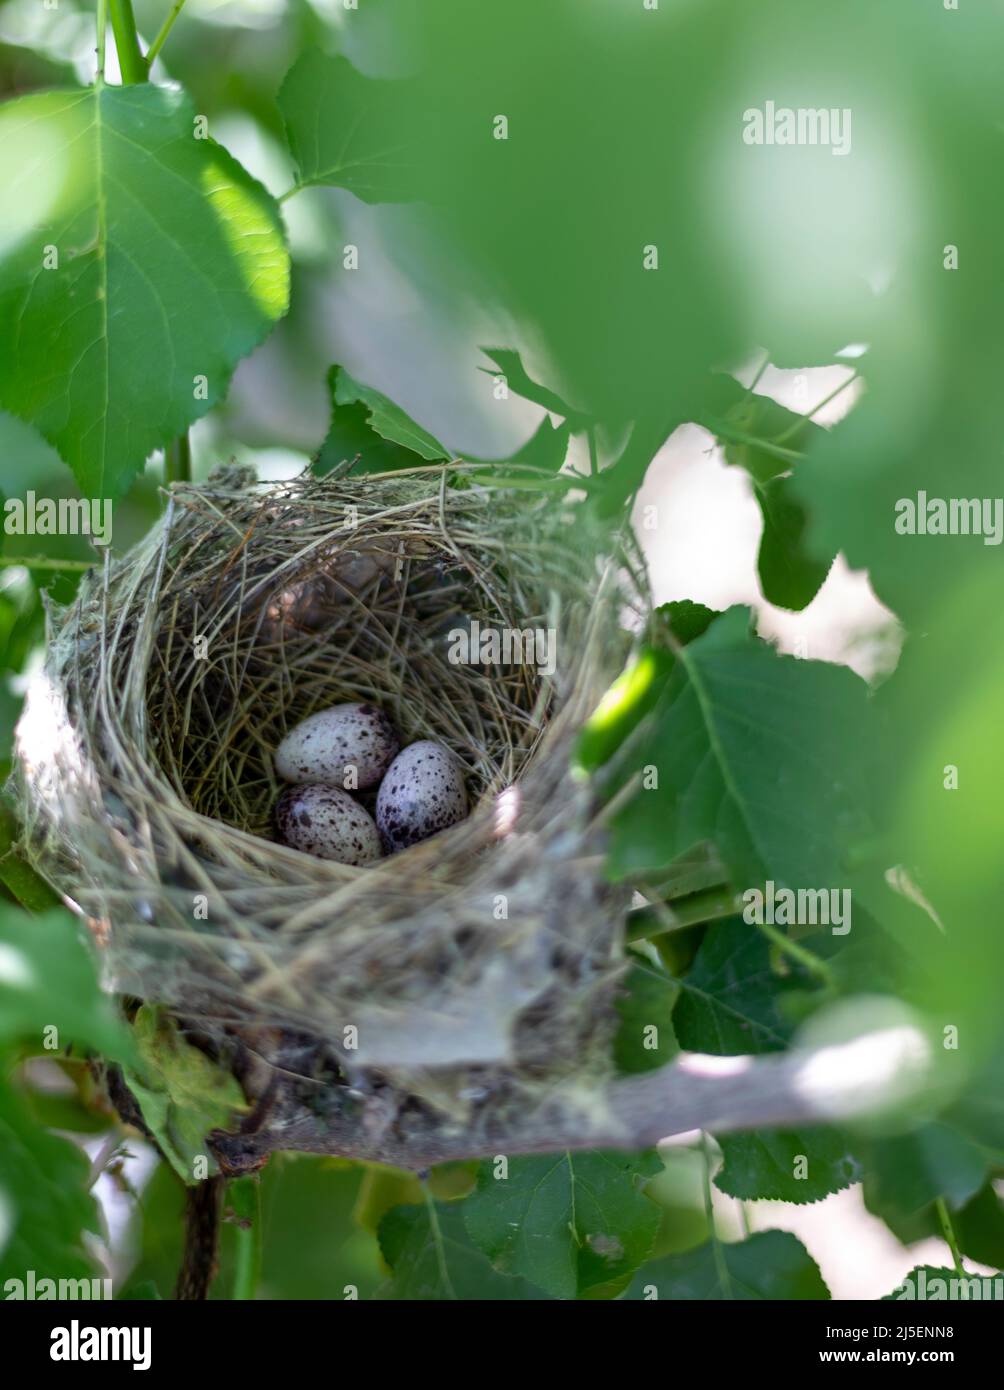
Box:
0;902;132;1058
22;1085;110;1135
606;605;875;885
0;84;289;498
653;600;719;647
953;1184;1004;1271
715;1129;861;1204
120;1280;163;1300
462;1151;662;1300
279;50;418;203
861;1124;992;1222
622;1230;829;1300
378;1200;548;1300
0;848;59;912
576;646;673;775
698;376;835;612
122;1154;384;1301
755;474;834;611
123;1005;245;1184
479;349;590;431
0;409;66;498
0;1077;101;1283
672;917;806;1055
469;414;570;474
0;39;78;95
0;804;60;911
316;410;410;478
332;368;447;459
590;417;679;519
613;957;679;1074
577;607;721;776
353;1165;424;1237
705;373;823;484
317;365;447;475
881;1267;972;1301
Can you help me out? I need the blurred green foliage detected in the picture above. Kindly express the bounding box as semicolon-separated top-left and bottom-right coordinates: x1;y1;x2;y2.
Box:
0;0;1000;1301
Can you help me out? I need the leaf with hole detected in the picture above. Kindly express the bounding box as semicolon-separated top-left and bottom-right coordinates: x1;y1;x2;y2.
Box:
462;1150;662;1299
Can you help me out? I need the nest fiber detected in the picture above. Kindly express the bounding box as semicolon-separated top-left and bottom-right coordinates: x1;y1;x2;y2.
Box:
14;463;646;1148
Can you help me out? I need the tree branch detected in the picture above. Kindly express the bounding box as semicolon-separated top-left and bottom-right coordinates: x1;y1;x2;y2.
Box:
210;1024;930;1174
174;1175;223;1300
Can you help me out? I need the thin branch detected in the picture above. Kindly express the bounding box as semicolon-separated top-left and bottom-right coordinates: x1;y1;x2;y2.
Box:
773;370;860;445
96;0;109;82
935;1197;965;1277
626;886;739;942
175;1176;223;1300
703;418;806;467
146;0;188;66
756;919;835;988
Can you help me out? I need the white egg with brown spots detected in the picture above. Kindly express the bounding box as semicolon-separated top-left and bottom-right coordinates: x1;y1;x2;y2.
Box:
276;784;382;865
376;740;468;852
275;703;399;790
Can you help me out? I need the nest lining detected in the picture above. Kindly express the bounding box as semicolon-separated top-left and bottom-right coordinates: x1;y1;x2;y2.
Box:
13;462;648;1140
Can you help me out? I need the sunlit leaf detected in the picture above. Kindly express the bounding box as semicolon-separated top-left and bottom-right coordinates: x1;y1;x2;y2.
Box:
0;84;289;498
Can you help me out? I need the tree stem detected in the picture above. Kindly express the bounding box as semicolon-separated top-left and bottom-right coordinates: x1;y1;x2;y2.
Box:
210;1025;929;1174
175;1176;223;1300
108;0;148;84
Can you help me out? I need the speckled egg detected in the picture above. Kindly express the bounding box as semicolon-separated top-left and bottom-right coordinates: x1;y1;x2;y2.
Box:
275;703;399;790
275;784;382;865
376;740;468;852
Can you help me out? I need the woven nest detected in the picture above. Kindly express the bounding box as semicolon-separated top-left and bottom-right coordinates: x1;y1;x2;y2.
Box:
13;462;648;1163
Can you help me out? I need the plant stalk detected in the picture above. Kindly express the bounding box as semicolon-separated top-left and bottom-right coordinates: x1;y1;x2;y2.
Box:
108;0;148;84
230;1176;263;1301
147;0;188;66
165;432;192;485
96;0;109;81
935;1197;965;1277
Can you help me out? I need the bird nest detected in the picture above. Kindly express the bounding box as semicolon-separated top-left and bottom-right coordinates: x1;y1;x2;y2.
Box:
12;462;648;1168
